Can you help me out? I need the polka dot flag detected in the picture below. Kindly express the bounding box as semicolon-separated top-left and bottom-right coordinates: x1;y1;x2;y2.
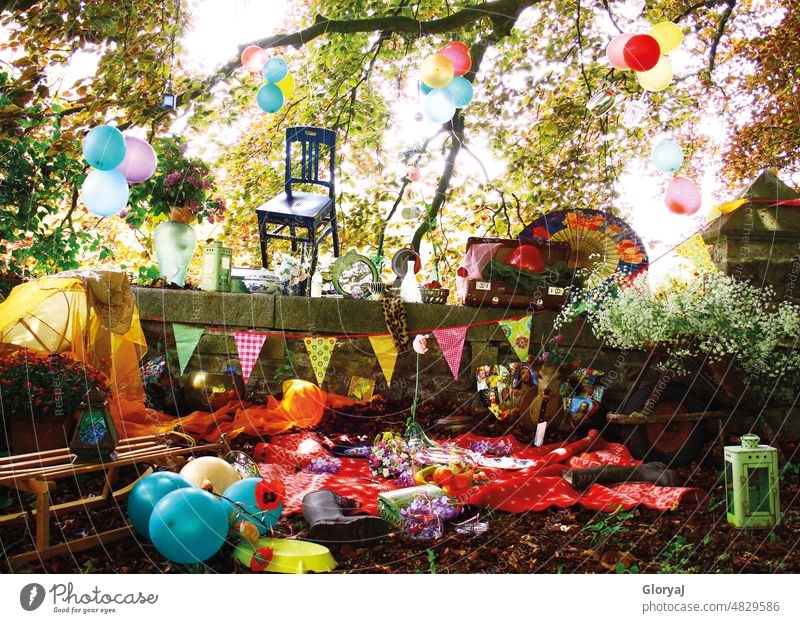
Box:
304;337;337;385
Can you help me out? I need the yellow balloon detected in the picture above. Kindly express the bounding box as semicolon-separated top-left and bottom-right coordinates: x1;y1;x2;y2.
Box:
636;55;673;92
275;72;295;99
649;21;683;54
420;53;454;89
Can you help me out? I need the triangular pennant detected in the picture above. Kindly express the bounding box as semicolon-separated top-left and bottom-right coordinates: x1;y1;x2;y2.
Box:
433;326;467;379
369;335;399;385
304;337;336;385
233;331;268;384
497;316;533;362
172;324;205;375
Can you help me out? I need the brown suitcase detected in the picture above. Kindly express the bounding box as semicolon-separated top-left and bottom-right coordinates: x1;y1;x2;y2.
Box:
461;237;571;310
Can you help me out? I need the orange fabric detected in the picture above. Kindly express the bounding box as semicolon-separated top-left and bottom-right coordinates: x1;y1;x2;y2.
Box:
112;379;371;441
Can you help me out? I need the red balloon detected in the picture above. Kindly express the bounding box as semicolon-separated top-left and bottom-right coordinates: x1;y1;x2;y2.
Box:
440;42;471;76
607;33;634;70
506;245;545;274
665;177;702;215
622;34;661;72
241;46;267;73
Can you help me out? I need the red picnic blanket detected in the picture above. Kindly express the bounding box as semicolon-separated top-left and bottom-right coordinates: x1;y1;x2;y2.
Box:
254;430;705;516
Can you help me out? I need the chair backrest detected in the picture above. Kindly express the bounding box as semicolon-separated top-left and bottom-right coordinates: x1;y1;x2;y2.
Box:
285;127;336;198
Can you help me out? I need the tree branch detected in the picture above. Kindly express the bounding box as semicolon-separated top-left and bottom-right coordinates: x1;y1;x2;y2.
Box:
707;0;736;73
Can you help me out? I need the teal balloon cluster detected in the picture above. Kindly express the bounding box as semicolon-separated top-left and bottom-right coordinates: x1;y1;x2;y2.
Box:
80;125;157;217
420;75;474;124
128;472;230;564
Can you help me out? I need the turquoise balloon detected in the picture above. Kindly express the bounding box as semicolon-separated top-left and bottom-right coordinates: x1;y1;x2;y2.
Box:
149;488;229;564
82;125;126;171
419;81;432;95
652;140;684;173
221;477;282;535
256;83;284;113
81;168;129;216
444;76;473;108
424;88;456;124
128;472;193;539
262;58;288;83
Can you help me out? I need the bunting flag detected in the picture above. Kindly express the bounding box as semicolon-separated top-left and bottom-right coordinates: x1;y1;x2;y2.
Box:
304;337;337;385
173;323;205;375
675;234;717;274
233;331;268;384
433;326;468;379
369;335;399;385
497;315;533;362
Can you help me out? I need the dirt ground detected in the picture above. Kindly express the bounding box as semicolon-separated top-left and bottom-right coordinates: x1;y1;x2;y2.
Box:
2;407;798;574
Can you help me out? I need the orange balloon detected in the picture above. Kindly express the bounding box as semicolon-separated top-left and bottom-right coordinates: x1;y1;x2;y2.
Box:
241;46;267;73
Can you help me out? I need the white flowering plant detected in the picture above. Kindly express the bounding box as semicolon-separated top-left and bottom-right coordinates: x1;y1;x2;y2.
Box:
556;272;800;379
272;252;310;286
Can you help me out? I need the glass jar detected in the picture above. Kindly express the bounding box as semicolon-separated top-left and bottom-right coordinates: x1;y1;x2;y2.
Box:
412;445;475;494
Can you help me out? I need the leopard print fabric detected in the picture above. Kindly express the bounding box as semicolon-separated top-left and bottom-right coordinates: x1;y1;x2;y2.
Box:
381;293;411;353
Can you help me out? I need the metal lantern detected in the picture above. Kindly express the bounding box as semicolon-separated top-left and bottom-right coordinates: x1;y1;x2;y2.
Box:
69;390;119;460
724;434;780;529
162;87;176;110
201;240;232;292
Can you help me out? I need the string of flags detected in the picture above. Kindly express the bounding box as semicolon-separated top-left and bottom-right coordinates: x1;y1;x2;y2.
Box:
169;314;537;387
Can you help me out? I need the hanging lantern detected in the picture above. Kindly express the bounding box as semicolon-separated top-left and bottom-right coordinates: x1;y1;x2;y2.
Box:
162;81;177;110
201;240;233;292
69;390;119;461
724;434;780;529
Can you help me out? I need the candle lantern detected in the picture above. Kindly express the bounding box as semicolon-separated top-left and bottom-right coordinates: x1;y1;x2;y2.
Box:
201;240;232;292
724;434;780;529
69;390;119;460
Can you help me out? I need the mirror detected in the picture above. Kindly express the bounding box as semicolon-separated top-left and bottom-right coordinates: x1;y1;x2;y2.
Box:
331;249;379;297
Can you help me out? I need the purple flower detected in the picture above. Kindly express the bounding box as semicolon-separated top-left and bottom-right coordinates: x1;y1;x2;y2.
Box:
400;494;460;541
469;438;513;456
304;456;341;474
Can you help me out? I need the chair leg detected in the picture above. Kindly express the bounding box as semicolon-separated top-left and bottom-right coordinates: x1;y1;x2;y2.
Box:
330;208;340;257
257;214;269;269
290;224;298;252
308;243;319;296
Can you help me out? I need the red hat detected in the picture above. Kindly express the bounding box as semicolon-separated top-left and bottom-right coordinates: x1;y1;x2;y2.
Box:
505;245;545;274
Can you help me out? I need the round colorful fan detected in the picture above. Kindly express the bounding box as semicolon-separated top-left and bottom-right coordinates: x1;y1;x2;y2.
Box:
518;208;648;288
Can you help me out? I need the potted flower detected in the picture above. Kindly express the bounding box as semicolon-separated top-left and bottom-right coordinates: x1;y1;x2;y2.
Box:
127;138;226;287
272;252;310;296
0;348;110;453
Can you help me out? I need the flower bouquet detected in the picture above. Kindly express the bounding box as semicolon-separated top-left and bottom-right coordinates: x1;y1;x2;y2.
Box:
272;252;310;296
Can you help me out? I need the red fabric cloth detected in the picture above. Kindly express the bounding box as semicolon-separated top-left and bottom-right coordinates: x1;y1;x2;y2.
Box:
255;430;705;516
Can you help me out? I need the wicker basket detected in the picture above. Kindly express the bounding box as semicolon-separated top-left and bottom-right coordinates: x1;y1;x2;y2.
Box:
419;286;449;304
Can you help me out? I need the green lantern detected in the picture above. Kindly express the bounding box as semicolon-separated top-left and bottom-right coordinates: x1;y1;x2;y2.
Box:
724;434;780;529
69;390;119;461
201;240;232;292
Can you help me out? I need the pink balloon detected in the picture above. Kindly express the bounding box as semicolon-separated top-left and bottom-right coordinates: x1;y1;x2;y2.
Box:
665;177;702;215
607;33;634;70
241;45;268;73
117;136;157;183
440;42;471;76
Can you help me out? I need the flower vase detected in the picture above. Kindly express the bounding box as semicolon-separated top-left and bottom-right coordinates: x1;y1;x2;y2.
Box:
154;217;197;287
282;280;307;296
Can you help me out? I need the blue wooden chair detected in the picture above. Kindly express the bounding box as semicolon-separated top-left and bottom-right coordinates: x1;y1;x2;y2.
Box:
256;127;340;288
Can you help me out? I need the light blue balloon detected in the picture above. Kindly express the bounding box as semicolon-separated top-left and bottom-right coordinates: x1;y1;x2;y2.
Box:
262;58;288;83
424;89;456;125
128;472;194;539
444;76;473;108
82;125;127;171
256;83;284;113
221;477;282;535
81;168;130;216
419;81;432;95
652;141;684;173
149;488;229;564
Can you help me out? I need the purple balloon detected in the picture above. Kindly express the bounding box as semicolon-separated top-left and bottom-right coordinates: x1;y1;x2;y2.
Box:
117;136;157;183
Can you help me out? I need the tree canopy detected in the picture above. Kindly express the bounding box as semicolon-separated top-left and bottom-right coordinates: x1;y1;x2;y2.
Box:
0;0;797;282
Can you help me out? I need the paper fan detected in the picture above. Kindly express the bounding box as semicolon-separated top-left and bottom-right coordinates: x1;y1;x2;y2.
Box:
518;208;648;288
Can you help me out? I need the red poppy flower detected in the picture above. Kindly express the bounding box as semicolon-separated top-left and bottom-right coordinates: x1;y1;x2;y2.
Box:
249;546;274;572
255;479;285;511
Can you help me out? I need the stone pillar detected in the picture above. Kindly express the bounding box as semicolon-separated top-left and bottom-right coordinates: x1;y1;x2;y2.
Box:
701;170;800;302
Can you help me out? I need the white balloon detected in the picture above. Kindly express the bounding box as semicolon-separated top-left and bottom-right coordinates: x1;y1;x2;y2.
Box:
180;456;241;494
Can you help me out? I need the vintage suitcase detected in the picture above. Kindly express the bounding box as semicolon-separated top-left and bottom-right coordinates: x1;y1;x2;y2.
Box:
460;237;571;310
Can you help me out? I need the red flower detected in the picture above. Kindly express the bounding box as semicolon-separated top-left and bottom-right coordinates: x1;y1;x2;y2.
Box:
249;547;274;572
255;479;285;511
